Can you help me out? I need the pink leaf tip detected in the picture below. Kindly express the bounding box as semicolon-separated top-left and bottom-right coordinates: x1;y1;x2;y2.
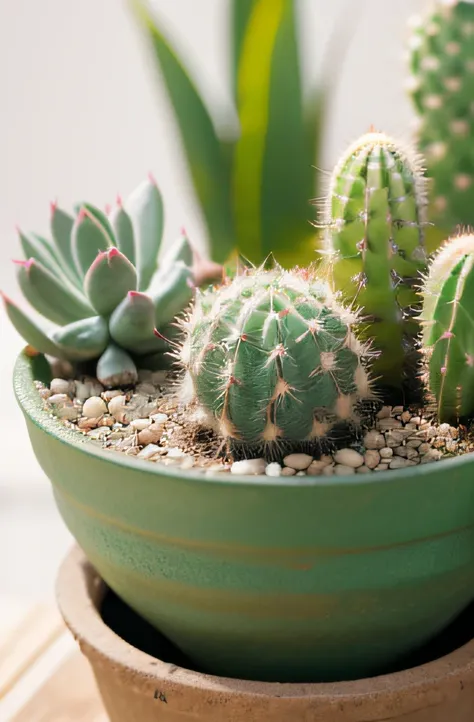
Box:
116;194;123;207
108;247;120;258
148;171;157;186
441;331;455;340
50;200;58;218
128;290;143;298
441;366;447;375
77;207;87;222
105;203;112;215
180;226;187;236
12;258;33;269
153;328;171;343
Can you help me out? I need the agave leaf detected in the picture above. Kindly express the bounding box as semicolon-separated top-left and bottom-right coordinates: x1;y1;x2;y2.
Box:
1;292;65;358
73;202;115;245
231;0;255;102
129;0;235;263
72;209;112;278
51;316;109;361
109;203;136;265
84;248;137;317
97;344;138;388
15;259;94;326
50;205;83;288
109;291;163;353
233;0;315;267
160;229;193;269
125;178;164;292
151;261;194;328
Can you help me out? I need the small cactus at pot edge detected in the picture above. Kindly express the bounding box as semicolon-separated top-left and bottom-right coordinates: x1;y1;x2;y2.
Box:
407;0;474;231
421;233;474;423
2;178;217;387
179;266;375;460
323;131;428;401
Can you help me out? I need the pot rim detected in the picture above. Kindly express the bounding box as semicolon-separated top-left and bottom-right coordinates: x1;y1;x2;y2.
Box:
58;545;474;706
15;348;474;487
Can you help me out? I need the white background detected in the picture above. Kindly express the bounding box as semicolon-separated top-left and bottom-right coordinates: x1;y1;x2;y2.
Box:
0;0;424;601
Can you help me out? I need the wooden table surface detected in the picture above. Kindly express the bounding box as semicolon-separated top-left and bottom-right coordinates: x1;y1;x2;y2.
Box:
0;601;107;722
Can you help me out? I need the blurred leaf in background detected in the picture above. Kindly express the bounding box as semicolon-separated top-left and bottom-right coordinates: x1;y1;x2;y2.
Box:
130;0;349;268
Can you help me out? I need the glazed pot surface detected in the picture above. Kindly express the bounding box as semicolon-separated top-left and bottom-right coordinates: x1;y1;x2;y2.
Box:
58;547;474;722
16;351;474;682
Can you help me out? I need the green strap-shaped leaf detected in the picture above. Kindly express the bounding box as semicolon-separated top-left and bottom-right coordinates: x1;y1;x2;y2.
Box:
74;202;116;245
84;248;137;317
110;203;136;265
15;259;94;326
50;205;83;287
231;0;255;102
125;178;164;292
109;292;162;353
1;293;64;358
51;316;109;361
129;0;235;263
71;209;111;278
233;0;315;267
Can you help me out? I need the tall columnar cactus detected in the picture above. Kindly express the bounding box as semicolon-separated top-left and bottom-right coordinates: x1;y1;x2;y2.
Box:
2;178;216;387
179;267;374;459
324;131;428;399
421;233;474;423
407;0;474;232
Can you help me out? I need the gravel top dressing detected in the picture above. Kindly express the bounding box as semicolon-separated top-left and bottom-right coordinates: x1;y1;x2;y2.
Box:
34;367;474;478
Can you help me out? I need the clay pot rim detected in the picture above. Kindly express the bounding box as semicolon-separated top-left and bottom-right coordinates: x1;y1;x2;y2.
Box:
14;349;474;488
58;546;474;704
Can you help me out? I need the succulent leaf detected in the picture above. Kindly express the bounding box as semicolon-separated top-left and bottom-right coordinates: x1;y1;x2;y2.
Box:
126;178;164;291
51;316;109;361
1;293;65;358
109;202;135;265
15;258;94;326
50;205;82;287
324;131;428;399
96;344;138;388
19;230;67;281
160;228;193;269
74;202;115;244
151;261;194;328
129;0;235;265
71;209;111;278
84;248;137;317
109;291;162;353
233;0;315;267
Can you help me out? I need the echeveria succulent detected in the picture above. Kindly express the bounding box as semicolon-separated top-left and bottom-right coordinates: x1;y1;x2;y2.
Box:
179;265;375;460
3;177;217;387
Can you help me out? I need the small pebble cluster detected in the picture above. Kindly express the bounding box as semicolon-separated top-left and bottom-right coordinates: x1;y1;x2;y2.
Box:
37;374;471;477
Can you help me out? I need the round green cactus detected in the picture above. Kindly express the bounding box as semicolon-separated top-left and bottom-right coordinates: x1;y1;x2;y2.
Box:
323;131;428;400
2;178;212;387
179;267;374;459
421;233;474;423
407;0;474;231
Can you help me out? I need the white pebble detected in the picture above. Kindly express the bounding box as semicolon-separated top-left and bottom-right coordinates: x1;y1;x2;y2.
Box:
400;411;412;423
296;471;307;477
56;406;80;420
306;456;333;475
130;418;152;431
380;447;393;459
48;393;70;406
385;433;400;448
420;449;442;464
180;456;195;470
281;467;296;477
418;443;431;454
390;457;417;469
364;450;381;469
137;444;161;459
39;387;52;400
356;465;372;474
108;395;128;422
283;453;313;471
87;427;111;440
265;463;282;477
50;378;72;395
102;389;124;401
82;396;107;419
407;439;422;448
231;458;266;475
333;449;364;468
167;448;187;458
374;464;389;472
150;413;168;425
334;464;356;476
377;418;402;430
74;381;92;402
364;430;386;450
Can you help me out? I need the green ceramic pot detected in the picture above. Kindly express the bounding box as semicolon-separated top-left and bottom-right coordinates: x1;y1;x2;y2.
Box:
14;350;474;683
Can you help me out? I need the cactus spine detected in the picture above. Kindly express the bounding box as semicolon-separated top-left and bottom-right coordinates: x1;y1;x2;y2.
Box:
421;233;474;423
324;131;427;399
180;267;374;459
407;0;474;231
